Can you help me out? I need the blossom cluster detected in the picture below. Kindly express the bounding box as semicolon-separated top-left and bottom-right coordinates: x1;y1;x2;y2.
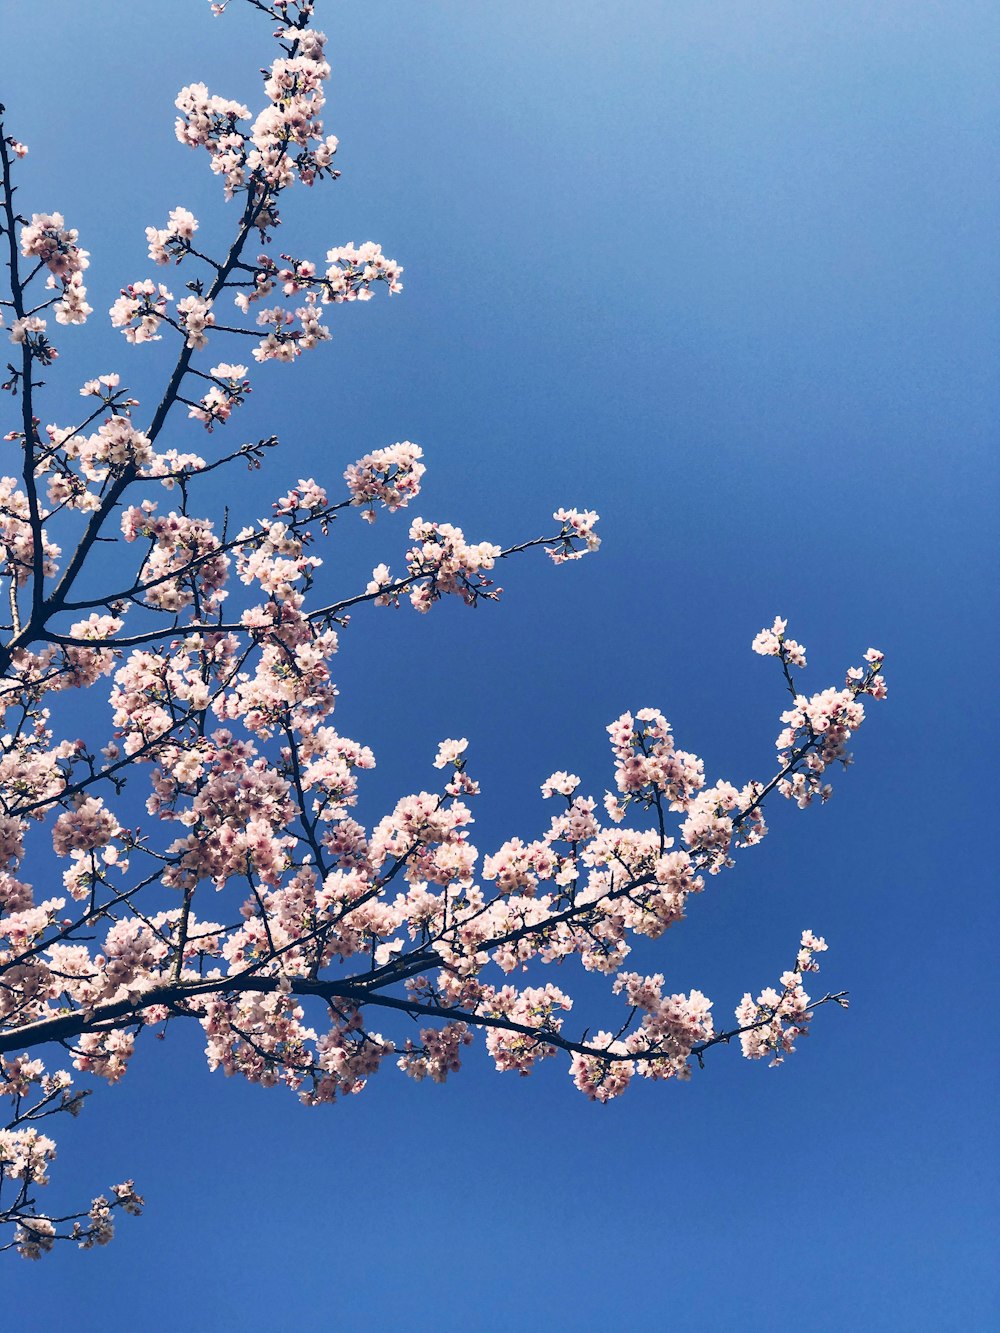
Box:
772;643;887;808
344;443;425;521
241;244;402;362
104;25;402;390
175;22;338;198
549;507;601;563
189;363;250;429
19;211;91;326
145;207;199;266
566;976;716;1102
735;931;831;1064
109;280;173;344
752;615;806;667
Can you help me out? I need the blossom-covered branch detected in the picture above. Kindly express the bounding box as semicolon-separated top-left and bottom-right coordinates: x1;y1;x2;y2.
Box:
0;0;885;1258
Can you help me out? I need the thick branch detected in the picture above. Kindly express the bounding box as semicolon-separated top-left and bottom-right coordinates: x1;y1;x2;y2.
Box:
0;968;848;1070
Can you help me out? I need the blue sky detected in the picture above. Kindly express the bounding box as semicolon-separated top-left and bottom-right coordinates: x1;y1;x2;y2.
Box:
2;1;997;1328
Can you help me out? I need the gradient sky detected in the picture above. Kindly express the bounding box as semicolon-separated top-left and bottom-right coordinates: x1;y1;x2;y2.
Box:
2;2;997;1329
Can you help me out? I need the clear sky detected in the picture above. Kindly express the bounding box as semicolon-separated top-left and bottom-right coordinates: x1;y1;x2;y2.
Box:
2;1;997;1329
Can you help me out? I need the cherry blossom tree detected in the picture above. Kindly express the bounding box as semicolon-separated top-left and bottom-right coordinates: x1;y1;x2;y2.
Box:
0;0;886;1259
